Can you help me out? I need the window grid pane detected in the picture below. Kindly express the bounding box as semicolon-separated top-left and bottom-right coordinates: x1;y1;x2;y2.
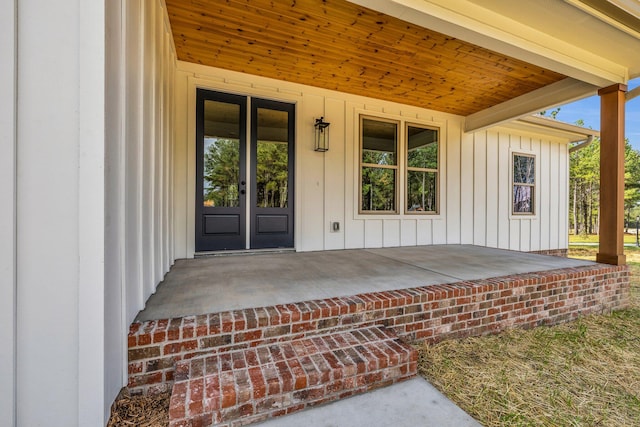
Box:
407;170;437;212
362;119;397;166
513;155;535;184
361;167;396;212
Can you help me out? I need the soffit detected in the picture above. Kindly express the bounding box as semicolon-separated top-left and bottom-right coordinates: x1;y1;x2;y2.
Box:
504;115;600;143
468;0;640;78
165;0;566;117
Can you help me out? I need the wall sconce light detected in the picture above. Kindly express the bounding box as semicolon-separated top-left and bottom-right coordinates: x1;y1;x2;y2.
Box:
314;117;330;152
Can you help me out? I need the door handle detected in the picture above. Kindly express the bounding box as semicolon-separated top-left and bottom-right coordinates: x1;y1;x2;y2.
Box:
241;181;246;186
240;189;246;195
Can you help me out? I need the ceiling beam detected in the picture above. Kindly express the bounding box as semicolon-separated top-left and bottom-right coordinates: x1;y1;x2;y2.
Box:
627;86;640;101
349;0;627;87
464;78;599;133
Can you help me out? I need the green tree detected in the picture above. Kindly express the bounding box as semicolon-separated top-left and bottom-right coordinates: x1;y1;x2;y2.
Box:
569;136;640;235
539;107;561;119
624;142;640;228
569;139;599;235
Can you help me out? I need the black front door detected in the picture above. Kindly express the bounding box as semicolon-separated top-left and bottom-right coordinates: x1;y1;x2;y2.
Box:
195;89;294;252
250;98;295;249
195;90;247;251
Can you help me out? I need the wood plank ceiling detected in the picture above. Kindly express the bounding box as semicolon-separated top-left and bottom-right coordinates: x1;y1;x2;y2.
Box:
165;0;567;116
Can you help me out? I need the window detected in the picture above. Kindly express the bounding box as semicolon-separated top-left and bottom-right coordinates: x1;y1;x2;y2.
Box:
406;125;438;213
359;116;440;214
360;117;398;212
513;153;535;214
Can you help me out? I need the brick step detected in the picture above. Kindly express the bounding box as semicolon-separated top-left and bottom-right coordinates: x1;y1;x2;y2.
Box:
168;325;417;427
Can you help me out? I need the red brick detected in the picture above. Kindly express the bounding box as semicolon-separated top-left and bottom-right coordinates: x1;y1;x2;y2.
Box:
164;340;199;355
183;327;195;339
128;371;163;387
248;367;266;399
128;362;144;375
153;331;167;343
138;333;152;346
128;346;161;361
220;377;236;408
169;382;187;420
188;378;204;416
129;322;141;334
204;376;221;412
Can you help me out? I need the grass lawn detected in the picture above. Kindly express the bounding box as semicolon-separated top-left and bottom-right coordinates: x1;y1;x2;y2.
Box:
418;246;640;427
569;233;639;245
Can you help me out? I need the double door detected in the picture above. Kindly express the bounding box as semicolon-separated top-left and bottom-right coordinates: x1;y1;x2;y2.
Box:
195;89;295;251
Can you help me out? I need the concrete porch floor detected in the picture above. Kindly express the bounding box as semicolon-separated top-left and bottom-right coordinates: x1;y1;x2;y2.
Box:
136;245;593;321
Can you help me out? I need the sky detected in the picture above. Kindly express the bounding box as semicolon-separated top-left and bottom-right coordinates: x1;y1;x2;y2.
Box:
553;77;640;150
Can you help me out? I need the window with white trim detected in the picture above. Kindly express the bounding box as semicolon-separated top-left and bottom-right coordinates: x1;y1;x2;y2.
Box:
359;116;440;214
512;153;535;215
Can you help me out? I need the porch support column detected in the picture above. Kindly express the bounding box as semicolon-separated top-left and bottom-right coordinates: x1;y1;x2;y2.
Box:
596;83;627;265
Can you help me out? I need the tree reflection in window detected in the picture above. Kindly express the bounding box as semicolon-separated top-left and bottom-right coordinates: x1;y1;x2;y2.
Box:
407;125;438;213
256;140;288;208
256;108;289;208
203;137;240;207
513;154;535;214
361;118;398;212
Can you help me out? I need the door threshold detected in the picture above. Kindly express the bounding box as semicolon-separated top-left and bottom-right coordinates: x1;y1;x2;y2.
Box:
195;247;296;258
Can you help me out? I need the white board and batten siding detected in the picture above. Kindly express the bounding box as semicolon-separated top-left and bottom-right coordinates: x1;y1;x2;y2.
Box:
104;0;178;421
174;63;570;258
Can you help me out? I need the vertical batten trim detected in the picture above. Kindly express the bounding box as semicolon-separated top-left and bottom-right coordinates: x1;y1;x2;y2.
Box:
118;0;128;387
0;0;17;424
77;0;106;423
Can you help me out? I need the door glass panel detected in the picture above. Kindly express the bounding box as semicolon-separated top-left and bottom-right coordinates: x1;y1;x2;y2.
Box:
256;108;289;208
203;100;241;207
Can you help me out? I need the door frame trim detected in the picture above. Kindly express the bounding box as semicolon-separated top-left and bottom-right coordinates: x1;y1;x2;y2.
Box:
185;75;302;258
193;87;297;252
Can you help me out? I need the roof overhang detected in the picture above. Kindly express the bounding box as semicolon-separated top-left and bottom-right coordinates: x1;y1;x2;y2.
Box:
501;115;600;143
164;0;640;132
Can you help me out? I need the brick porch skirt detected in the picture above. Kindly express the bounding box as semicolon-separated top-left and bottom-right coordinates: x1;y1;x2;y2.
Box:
529;248;569;257
128;263;629;397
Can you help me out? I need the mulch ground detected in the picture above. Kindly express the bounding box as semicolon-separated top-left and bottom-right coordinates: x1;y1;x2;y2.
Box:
107;389;170;427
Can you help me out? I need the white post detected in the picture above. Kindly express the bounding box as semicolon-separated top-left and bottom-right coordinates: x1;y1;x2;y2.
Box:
15;0;106;425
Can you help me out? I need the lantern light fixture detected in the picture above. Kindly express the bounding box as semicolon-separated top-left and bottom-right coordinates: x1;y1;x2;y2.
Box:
314;117;330;152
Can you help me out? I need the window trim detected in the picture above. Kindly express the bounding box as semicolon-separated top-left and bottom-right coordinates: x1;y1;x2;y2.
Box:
511;151;536;216
404;122;440;215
